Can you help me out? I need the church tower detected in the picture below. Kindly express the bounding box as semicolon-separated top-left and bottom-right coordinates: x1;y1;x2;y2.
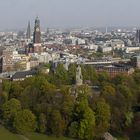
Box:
33;17;43;54
25;21;31;45
26;21;31;39
33;17;41;43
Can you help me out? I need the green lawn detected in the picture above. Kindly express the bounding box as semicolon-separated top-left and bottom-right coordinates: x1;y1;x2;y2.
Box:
0;126;73;140
0;126;23;140
26;133;73;140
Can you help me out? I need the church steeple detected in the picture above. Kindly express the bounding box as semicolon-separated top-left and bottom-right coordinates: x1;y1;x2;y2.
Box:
25;17;43;54
26;21;31;39
33;16;41;43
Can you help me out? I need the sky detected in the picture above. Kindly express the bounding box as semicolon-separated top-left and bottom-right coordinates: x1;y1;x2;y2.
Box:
0;0;140;30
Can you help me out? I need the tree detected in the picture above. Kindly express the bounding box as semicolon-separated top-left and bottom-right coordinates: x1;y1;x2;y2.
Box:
68;63;76;85
13;109;36;134
98;71;110;84
95;99;111;134
19;75;55;112
54;63;68;86
133;71;140;84
38;113;47;133
112;74;131;86
131;113;140;136
61;86;75;127
49;110;65;136
0;92;8;106
87;66;98;85
110;107;126;135
9;82;23;99
69;85;96;140
2;80;11;94
117;85;133;112
69;104;96;140
81;65;98;85
101;84;116;107
101;85;116;96
117;85;132;99
78;108;95;140
125;111;134;127
2;98;21;125
68;122;78;138
76;85;91;101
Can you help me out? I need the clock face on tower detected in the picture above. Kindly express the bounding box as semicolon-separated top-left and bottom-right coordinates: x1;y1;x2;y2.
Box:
33;17;41;44
36;28;40;32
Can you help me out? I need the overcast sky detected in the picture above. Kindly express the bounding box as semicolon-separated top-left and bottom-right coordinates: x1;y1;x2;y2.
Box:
0;0;140;30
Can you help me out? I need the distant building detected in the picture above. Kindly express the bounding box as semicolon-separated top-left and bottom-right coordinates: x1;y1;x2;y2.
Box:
38;52;51;63
2;50;14;72
29;59;39;69
34;43;43;54
101;46;112;53
125;46;140;53
33;17;43;54
25;43;34;54
111;39;125;49
94;64;134;77
25;17;43;54
11;70;37;81
33;17;41;44
131;55;140;69
136;29;140;43
26;21;31;40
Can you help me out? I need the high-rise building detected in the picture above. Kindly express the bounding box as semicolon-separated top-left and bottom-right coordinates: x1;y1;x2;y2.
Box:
33;17;41;44
136;29;140;43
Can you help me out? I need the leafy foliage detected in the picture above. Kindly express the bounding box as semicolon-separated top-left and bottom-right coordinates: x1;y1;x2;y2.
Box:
2;98;21;126
13;109;36;134
0;65;140;139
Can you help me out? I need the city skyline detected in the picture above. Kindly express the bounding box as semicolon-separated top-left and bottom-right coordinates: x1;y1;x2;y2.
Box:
0;0;140;30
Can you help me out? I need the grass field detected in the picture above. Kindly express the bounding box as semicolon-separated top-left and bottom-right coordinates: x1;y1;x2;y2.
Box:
0;126;22;140
26;133;73;140
0;126;73;140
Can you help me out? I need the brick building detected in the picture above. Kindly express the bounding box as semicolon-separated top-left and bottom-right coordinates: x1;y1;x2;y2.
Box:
94;64;134;77
2;50;14;72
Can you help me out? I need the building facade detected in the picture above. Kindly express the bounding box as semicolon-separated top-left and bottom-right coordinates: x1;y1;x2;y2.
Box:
136;29;140;43
2;50;14;72
131;55;140;69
